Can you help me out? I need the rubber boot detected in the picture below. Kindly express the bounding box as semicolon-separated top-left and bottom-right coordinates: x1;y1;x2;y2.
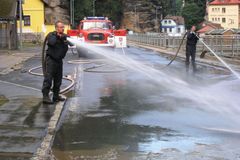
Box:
53;95;65;102
43;95;53;104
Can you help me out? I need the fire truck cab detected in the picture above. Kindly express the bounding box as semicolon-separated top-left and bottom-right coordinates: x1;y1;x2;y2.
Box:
67;17;127;56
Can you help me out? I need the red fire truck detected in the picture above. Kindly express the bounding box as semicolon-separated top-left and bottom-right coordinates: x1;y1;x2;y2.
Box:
67;17;127;56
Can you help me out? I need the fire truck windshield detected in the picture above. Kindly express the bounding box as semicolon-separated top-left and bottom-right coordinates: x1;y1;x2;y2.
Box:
83;22;111;30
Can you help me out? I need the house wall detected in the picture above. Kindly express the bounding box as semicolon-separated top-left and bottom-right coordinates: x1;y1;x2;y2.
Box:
19;0;45;33
17;0;70;37
161;19;185;36
208;4;240;29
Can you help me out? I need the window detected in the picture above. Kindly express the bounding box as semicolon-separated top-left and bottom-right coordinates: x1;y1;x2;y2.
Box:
164;20;167;24
169;28;172;32
24;15;31;26
222;18;226;23
222;8;226;13
212;18;214;21
164;28;167;32
168;20;171;24
82;22;111;30
218;18;220;21
212;8;214;12
178;28;181;33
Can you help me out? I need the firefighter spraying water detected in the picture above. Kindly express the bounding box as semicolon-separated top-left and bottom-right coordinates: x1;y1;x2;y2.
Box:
42;21;72;104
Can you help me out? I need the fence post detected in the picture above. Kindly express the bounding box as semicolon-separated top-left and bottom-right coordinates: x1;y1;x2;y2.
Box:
232;36;234;56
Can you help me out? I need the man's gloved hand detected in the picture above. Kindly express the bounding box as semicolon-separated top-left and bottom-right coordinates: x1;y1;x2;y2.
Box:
56;33;68;41
61;34;68;41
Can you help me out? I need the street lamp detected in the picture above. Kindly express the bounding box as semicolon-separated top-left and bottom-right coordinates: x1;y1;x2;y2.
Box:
93;0;96;16
134;4;141;32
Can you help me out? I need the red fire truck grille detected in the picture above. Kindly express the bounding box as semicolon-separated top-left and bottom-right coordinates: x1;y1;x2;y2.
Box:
87;33;105;41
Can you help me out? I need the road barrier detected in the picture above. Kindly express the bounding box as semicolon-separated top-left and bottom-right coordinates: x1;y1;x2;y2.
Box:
127;33;240;57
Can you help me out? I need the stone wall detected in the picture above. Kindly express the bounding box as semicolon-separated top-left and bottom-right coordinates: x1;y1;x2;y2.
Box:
41;0;70;25
40;0;164;32
121;0;163;33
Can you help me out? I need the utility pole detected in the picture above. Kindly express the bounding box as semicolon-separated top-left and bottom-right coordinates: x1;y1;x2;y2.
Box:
155;6;162;32
93;0;96;16
134;4;141;32
19;0;23;49
70;0;75;27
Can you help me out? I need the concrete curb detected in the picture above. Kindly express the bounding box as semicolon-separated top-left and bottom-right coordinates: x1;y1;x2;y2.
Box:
31;97;66;160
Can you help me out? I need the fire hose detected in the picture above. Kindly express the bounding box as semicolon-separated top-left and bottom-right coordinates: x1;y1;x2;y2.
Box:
164;32;188;67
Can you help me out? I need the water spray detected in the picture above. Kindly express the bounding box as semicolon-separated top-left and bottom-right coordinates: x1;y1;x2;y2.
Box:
194;33;240;80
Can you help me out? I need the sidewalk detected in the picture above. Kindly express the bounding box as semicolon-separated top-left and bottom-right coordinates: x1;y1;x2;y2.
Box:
0;46;65;160
0;46;41;75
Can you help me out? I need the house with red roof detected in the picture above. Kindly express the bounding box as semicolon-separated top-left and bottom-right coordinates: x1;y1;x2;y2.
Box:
208;0;240;29
197;21;223;36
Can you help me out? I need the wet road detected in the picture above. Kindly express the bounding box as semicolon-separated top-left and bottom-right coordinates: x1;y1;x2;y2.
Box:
1;45;240;159
50;46;240;160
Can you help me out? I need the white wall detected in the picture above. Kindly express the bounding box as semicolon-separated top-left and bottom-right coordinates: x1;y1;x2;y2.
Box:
161;19;185;36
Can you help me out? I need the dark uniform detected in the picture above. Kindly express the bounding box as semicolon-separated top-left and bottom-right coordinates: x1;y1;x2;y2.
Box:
42;31;68;102
186;31;199;72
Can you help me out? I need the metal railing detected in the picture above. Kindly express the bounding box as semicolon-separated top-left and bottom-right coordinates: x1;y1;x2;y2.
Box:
127;33;240;57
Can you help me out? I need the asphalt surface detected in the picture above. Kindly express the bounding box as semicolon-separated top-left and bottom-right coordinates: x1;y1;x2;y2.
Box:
0;46;240;159
52;46;240;160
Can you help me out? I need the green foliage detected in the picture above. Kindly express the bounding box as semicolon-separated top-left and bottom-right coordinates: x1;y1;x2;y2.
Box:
176;0;183;15
74;0;92;26
73;0;122;28
95;0;123;28
182;2;205;29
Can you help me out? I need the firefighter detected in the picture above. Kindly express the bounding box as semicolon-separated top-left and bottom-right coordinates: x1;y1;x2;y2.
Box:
42;21;69;104
186;25;199;72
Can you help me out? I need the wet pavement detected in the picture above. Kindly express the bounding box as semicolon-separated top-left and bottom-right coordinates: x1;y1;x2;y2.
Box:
0;52;56;159
0;46;240;159
51;47;240;160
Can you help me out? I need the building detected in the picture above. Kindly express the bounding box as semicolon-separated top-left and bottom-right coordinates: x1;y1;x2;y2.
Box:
197;21;223;36
206;28;234;35
18;0;70;40
161;16;185;36
208;0;240;29
0;0;19;49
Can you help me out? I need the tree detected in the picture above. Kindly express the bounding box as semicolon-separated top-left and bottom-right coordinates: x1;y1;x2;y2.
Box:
182;2;204;29
95;0;123;28
73;0;122;28
74;0;92;27
176;0;183;15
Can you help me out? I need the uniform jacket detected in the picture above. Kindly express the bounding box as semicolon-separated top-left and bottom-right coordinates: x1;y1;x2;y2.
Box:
46;31;69;62
186;31;199;46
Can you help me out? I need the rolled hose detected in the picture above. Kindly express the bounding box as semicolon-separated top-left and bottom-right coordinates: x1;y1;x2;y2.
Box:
67;59;127;73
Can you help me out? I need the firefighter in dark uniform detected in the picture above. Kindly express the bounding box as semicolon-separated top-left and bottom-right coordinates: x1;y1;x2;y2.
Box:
42;21;69;104
186;25;199;72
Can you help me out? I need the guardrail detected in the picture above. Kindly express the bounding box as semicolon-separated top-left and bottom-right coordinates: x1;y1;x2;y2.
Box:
127;33;240;57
